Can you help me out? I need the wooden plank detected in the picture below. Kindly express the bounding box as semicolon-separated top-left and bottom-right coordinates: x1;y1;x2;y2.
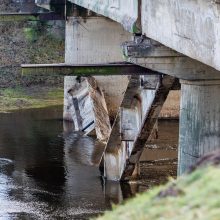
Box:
121;75;177;180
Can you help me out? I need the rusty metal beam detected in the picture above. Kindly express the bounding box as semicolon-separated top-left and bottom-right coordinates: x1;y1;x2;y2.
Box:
0;12;64;22
21;62;158;76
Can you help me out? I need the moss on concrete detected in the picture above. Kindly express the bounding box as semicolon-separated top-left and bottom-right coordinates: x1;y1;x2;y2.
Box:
96;166;220;220
0;86;63;113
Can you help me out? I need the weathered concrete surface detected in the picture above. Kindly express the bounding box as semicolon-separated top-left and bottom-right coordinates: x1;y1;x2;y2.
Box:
121;75;176;180
64;76;77;121
178;80;220;174
104;75;141;181
65;17;132;64
70;0;139;32
63;17;181;122
123;37;220;80
70;0;220;71
141;0;220;71
104;74;175;181
64;16;132;121
65;76;111;142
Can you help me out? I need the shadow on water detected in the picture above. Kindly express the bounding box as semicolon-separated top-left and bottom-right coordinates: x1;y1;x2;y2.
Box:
0;106;178;219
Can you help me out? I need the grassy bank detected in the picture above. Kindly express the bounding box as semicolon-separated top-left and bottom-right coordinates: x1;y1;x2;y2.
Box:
97;166;220;220
0;86;63;113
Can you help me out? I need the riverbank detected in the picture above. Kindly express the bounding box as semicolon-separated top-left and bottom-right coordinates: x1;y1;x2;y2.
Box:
0;0;65;113
0;86;63;113
96;165;220;220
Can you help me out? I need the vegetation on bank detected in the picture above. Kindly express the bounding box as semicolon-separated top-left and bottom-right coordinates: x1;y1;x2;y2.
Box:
0;22;65;88
96;166;220;220
0;0;65;111
0;86;63;113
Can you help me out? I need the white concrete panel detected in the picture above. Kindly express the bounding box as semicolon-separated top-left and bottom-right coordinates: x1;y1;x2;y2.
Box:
142;0;220;71
65;17;132;119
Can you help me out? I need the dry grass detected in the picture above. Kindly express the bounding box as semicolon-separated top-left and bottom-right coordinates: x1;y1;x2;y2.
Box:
0;86;63;112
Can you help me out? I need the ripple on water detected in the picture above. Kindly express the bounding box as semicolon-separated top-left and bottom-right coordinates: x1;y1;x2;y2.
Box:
0;200;49;220
0;200;103;220
0;158;13;167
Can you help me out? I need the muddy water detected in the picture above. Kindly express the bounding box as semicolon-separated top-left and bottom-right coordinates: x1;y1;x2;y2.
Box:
0;106;178;219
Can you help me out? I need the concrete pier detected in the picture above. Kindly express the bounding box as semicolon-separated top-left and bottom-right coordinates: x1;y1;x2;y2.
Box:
64;16;132;122
178;80;220;174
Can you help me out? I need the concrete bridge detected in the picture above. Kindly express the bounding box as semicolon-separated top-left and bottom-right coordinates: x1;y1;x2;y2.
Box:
3;0;220;181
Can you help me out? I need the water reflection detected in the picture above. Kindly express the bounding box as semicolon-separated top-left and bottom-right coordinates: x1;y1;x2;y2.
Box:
0;106;145;219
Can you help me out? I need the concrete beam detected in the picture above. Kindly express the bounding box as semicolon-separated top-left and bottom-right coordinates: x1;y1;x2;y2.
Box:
64;16;133;121
104;75;141;181
69;0;139;32
141;0;220;71
121;75;176;180
0;12;64;22
21;63;157;76
122;37;220;80
67;0;220;70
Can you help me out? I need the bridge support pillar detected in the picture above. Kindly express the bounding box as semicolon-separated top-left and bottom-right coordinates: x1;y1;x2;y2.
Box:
63;16;132;122
178;80;220;174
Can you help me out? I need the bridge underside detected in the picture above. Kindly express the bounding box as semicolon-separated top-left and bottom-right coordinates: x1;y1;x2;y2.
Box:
69;0;220;72
19;1;220;181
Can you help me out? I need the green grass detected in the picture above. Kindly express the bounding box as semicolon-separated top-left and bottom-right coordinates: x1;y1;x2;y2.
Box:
0;86;63;112
96;166;220;220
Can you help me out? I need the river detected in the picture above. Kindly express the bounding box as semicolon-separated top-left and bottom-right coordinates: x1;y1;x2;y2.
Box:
0;106;178;219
